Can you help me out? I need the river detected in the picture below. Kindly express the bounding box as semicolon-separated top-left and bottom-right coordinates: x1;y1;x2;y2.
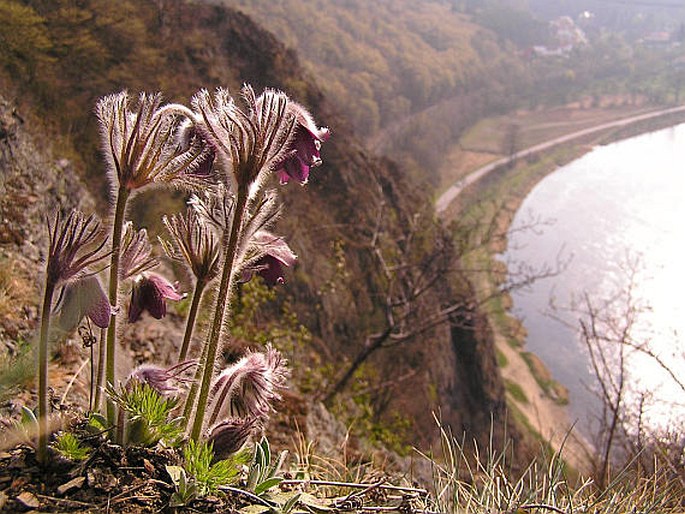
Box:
504;123;685;434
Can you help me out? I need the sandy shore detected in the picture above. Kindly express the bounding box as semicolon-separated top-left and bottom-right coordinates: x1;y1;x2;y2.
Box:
496;329;593;473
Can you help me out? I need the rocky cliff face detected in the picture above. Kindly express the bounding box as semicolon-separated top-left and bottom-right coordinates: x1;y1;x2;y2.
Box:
0;96;96;349
0;1;513;456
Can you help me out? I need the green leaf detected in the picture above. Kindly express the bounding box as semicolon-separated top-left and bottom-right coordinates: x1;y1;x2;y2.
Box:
281;492;302;514
20;406;37;426
254;477;283;496
86;412;108;432
267;450;287;479
260;437;271;465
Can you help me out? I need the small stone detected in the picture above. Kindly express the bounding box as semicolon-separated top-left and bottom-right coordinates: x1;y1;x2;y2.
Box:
57;476;85;495
143;458;155;475
16;491;40;508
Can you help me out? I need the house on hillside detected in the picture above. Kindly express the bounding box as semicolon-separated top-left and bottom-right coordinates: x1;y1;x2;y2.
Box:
531;15;588;58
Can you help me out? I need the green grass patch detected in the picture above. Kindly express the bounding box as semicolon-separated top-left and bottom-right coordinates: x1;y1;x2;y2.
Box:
505;379;528;404
521;352;569;406
496;349;508;368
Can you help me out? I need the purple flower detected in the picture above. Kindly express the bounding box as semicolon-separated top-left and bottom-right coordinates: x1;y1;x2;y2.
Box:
128;273;184;323
206;344;289;426
56;276;111;330
191;87;296;189
242;231;297;286
46;210;109;288
126;360;196;396
206;417;259;460
96;91;204;192
274;103;330;185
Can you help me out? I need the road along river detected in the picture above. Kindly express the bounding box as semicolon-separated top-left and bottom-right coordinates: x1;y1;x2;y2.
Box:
436;104;685;213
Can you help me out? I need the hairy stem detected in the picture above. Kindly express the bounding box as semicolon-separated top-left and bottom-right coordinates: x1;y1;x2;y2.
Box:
37;280;56;464
182;339;208;429
190;188;248;440
177;280;206;363
93;327;107;411
105;185;130;428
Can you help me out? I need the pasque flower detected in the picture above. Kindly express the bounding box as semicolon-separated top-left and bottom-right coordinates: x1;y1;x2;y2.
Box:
207;417;259;460
191;86;296;190
56;275;111;330
96;91;209;192
38;209;108;463
128;273;184;322
126;361;196;396
242;231;297;286
205;344;288;427
161;209;221;286
273;101;330;185
119;222;158;280
46;210;109;288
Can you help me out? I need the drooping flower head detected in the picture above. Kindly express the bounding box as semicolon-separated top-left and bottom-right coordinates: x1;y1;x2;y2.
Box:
126;360;196;396
242;231;297;286
119;222;158;281
207;417;260;460
160;209;222;286
191;86;296;191
46;210;109;288
206;344;289;427
128;273;184;323
55;275;111;330
96;91;209;192
273;101;330;185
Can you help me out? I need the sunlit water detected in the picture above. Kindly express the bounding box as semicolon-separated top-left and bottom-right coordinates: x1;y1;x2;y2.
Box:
505;124;685;434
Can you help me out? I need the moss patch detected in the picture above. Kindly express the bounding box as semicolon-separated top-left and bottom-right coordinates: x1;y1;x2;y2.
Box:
521;352;569;406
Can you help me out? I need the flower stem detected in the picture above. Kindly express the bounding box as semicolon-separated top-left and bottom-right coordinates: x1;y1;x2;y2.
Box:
190;189;248;440
182;338;207;428
93;327;106;411
37;280;56;464
105;185;130;428
177;280;206;363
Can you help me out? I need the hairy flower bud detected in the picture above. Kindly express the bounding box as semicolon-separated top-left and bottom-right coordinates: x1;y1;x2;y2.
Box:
120;222;158;280
191;86;296;190
161;209;221;285
206;344;289;427
96;91;207;192
206;417;259;461
126;360;196;396
46;210;109;288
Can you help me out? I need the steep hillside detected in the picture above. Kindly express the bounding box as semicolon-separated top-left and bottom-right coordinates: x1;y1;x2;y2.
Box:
225;0;522;137
0;0;520;458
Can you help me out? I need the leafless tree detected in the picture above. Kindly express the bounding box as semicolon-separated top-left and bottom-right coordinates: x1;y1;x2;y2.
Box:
322;191;563;405
554;261;685;489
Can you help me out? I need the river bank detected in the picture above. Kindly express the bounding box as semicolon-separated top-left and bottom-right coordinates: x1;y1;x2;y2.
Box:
439;105;685;473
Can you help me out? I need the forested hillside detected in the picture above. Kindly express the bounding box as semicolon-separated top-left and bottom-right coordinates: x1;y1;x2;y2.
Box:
226;0;526;140
0;0;518;458
224;0;685;186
